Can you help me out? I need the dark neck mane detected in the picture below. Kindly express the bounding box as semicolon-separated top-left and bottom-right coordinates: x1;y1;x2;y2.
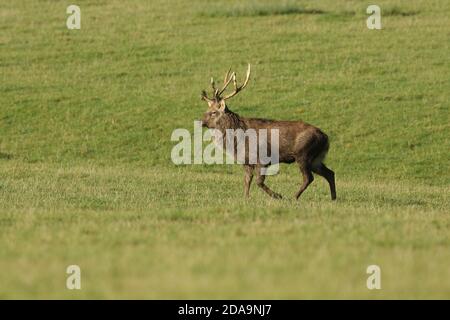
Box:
216;109;246;132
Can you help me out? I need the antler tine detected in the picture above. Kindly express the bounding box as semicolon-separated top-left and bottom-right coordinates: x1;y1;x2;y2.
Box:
217;71;235;97
242;63;251;88
223;68;232;85
222;63;251;100
232;73;237;91
201;90;214;102
210;77;219;97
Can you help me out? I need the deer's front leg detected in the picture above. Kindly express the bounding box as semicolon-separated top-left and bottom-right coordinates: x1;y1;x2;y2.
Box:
255;166;282;199
243;165;255;197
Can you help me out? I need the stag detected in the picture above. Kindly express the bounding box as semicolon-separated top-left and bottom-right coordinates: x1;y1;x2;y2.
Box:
201;64;336;201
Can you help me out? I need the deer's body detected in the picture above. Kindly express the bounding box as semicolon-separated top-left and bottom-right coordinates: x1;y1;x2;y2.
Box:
201;64;336;201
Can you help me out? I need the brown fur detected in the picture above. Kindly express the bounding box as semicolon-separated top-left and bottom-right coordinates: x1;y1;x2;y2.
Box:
200;66;336;201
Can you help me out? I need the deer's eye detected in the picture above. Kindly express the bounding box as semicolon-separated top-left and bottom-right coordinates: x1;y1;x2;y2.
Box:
211;111;217;116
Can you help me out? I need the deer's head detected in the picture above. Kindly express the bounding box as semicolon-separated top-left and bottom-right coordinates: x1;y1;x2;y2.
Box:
200;64;251;128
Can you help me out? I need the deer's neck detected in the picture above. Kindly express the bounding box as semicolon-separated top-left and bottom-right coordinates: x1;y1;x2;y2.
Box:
216;111;246;133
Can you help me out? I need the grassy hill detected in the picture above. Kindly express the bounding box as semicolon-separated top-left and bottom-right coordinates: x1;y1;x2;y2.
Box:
0;0;449;298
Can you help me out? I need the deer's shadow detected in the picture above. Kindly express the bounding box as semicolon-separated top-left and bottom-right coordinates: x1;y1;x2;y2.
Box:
0;152;13;160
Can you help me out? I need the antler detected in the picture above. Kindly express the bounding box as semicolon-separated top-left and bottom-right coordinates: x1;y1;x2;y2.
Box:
201;90;213;102
201;64;251;101
222;63;251;100
200;77;218;102
217;71;235;97
211;77;219;97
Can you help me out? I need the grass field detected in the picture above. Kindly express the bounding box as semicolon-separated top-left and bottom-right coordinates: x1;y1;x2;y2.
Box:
0;0;449;299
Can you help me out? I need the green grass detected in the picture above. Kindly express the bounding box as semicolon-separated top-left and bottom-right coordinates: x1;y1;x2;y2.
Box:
0;0;449;299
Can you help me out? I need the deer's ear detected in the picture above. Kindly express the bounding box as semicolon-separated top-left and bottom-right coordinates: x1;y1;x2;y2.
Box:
219;99;227;111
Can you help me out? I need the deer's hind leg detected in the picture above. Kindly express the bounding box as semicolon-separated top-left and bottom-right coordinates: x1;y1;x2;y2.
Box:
295;161;314;200
312;163;336;200
255;166;282;199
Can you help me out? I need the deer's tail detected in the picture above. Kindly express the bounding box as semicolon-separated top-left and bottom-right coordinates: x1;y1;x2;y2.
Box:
311;134;330;170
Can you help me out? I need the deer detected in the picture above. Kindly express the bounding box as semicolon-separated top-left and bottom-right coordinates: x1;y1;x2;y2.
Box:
200;64;336;201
